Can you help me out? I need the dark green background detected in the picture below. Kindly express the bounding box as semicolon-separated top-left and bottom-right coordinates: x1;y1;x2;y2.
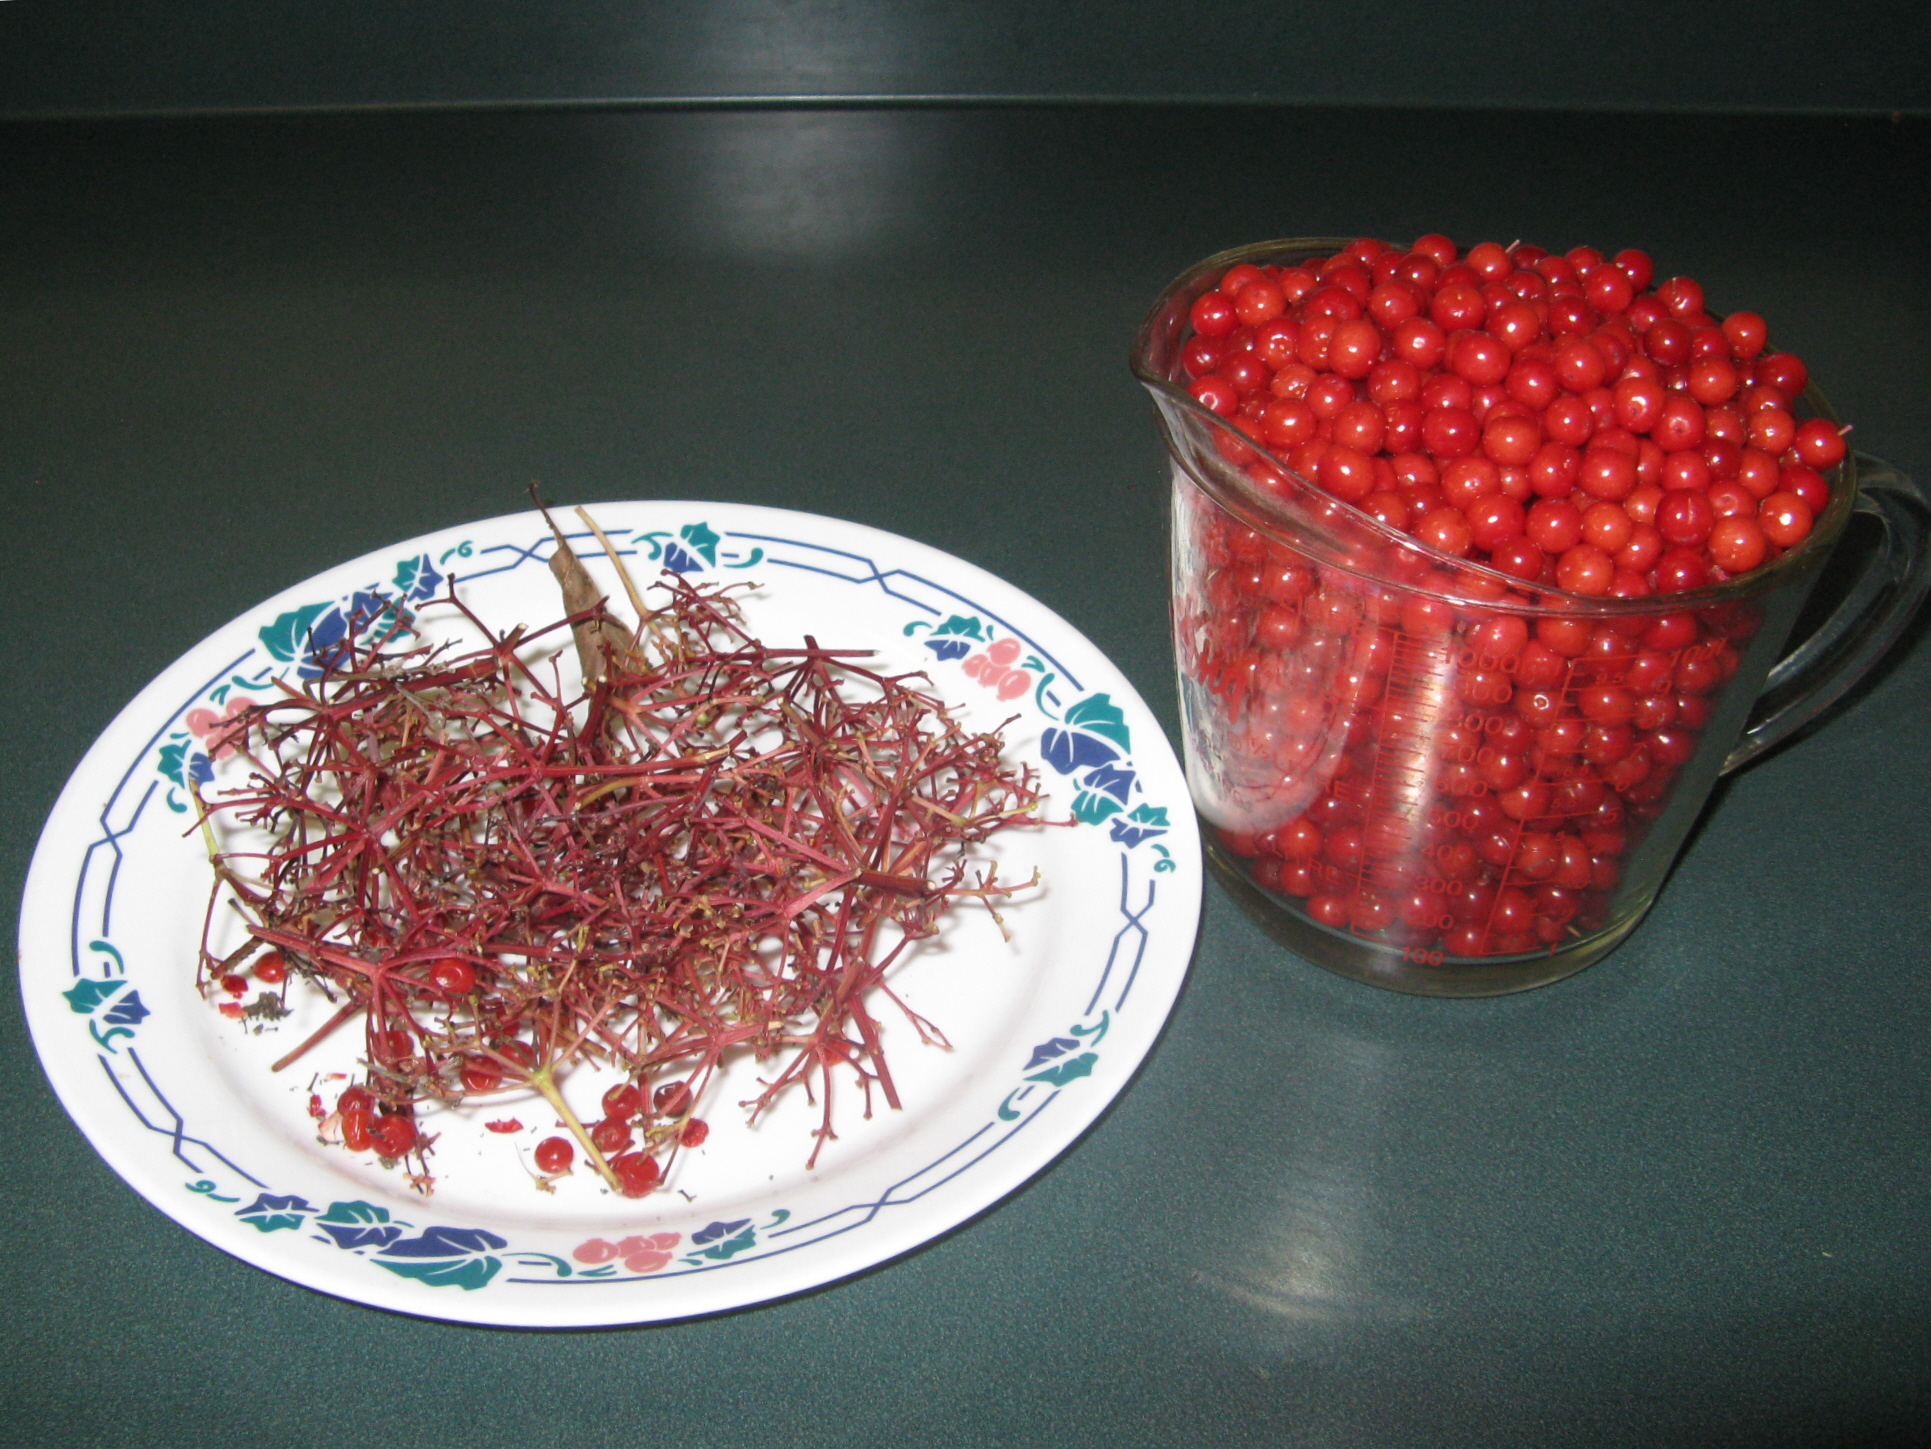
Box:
3;102;1928;1446
1;0;1928;117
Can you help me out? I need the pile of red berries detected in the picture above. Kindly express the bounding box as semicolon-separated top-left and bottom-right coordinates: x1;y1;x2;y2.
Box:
1167;235;1847;961
1181;235;1844;597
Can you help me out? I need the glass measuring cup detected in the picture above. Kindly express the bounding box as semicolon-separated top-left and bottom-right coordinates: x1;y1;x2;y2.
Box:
1133;238;1931;996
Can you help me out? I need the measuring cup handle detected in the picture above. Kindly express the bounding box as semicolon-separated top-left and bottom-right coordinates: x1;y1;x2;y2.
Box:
1724;452;1931;772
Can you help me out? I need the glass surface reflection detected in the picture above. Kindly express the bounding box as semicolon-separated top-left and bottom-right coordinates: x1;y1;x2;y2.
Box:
683;111;934;260
1196;1031;1419;1326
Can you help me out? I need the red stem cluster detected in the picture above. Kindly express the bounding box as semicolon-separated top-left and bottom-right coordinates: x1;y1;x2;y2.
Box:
200;564;1040;1192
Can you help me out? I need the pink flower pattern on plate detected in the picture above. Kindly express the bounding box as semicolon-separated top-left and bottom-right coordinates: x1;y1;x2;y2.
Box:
960;637;1033;700
184;698;254;760
573;1231;683;1273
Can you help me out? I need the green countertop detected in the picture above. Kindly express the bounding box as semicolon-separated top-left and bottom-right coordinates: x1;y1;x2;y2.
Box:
3;105;1928;1448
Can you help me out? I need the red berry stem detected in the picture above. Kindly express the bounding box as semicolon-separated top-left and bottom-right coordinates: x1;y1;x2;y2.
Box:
197;515;1043;1193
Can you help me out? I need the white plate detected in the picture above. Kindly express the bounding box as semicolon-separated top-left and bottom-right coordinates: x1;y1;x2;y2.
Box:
20;503;1201;1326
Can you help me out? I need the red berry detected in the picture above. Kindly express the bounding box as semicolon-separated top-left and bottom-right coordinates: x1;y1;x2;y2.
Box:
1654;547;1711;592
1577;447;1637;502
1306;373;1354;418
1218;353;1269;397
497;1040;537;1070
602;1083;643;1120
1526;498;1585;554
372;1113;417;1159
1305;285;1363;323
1332;400;1387;453
1656;276;1705;319
1645;317;1692;366
1748;407;1796;455
1447;330;1510;386
1392;317;1447;370
1720;311;1768;359
1553;337;1608;393
1180;336;1222;379
1329;319;1382;379
1254;319;1299;368
1543;395;1595;446
1661;451;1711;492
1488;299;1542;351
1580;501;1635;552
1482;413;1542;466
612;1152;662;1198
1368;280;1423;329
1422;406;1481;458
1261;398;1318;449
1319;445;1376;503
341;1105;374;1154
1190;290;1238;338
1656;491;1715;546
1708;517;1768;574
1367;357;1422;404
1756;352;1810;397
1791;418;1848;470
1441;457;1500;509
1219;263;1267;296
1555;544;1615;596
1613;374;1665;433
591;1117;634;1154
1461;241;1508;280
1234;278;1286;327
1780;464;1831;514
253;951;288;985
1414;507;1474;557
1431;284;1486;332
1489;536;1546;580
1467;495;1527;551
429;958;476;995
1507;354;1561;411
1758;492;1815;549
1189;375;1238;417
653;1081;694;1117
534;1136;574;1174
1652;395;1708;452
1688;356;1739;406
1586;266;1635;314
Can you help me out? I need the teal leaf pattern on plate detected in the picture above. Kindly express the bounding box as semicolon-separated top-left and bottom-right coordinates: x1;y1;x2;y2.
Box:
258;602;333;663
1070;790;1123;826
63;979;126;1014
236;1193;317;1233
1107;804;1171;848
1062;694;1131;749
102;992;149;1027
684;1219;758;1263
1024;1036;1080;1069
679;522;720;566
1026;1052;1098;1088
374;1255;504;1290
315;1201;406;1251
371;1226;510;1291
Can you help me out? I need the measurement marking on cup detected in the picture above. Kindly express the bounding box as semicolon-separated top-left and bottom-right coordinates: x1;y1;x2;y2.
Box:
1343;623;1458;938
